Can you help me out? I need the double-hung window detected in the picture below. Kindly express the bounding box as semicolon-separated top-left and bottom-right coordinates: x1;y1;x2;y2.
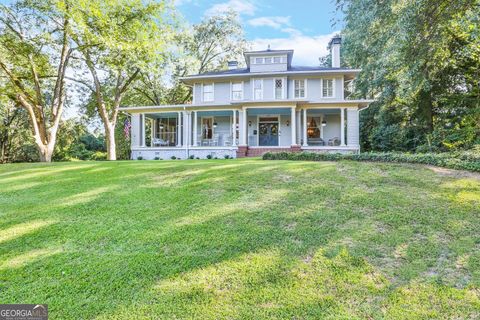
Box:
253;79;263;100
294;79;306;98
203;83;214;102
231;82;243;101
274;78;284;99
321;79;334;98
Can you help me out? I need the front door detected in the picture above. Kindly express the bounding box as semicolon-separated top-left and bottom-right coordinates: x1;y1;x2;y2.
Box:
259;122;279;146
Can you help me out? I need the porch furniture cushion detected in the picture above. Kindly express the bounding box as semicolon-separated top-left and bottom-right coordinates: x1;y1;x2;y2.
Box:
153;138;168;146
308;138;325;146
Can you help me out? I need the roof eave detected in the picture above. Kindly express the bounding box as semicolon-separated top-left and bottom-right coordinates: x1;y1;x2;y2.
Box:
180;69;362;83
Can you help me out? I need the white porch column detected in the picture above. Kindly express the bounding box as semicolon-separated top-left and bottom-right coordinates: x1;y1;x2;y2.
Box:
290;107;297;146
183;111;190;147
151;118;155;144
232;110;237;146
177;112;182;147
295;110;301;145
239;109;246;146
193;111;198;146
141;113;146;147
320;115;324;139
244;108;249;146
340;107;346;146
302;108;308;146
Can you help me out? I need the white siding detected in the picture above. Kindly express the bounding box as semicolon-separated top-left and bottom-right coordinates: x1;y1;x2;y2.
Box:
347;108;360;146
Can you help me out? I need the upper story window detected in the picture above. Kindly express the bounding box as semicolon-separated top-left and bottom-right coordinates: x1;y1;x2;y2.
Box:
321;79;334;98
203;83;214;102
294;79;306;98
231;82;243;101
274;78;284;99
253;79;263;100
251;56;286;64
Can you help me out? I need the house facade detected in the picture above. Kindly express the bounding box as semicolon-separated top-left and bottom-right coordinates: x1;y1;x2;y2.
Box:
121;36;373;159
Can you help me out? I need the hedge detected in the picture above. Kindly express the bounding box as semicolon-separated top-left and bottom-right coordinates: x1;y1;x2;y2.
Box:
262;151;480;172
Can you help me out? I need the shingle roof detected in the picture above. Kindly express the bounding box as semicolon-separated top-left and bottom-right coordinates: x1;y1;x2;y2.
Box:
184;66;353;77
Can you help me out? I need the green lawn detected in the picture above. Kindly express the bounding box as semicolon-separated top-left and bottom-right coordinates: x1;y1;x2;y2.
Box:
0;159;479;319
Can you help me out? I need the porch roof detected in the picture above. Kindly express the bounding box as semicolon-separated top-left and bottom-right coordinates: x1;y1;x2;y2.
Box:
119;100;374;114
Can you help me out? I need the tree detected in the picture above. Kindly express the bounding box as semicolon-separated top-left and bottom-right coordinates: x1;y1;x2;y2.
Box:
337;0;480;151
0;1;72;162
0;97;21;163
68;0;174;160
131;11;248;106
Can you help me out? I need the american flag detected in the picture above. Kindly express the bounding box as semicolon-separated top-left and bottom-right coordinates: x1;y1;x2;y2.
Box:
124;118;131;138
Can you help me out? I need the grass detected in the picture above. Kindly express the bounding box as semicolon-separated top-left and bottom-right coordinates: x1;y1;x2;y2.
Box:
0;159;479;319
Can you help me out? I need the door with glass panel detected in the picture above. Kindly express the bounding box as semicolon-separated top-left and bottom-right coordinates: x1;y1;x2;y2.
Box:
258;117;279;146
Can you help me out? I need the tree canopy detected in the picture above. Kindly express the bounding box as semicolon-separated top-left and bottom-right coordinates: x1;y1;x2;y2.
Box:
337;0;480;151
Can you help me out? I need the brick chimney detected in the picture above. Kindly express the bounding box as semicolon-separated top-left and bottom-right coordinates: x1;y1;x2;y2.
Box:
328;36;341;68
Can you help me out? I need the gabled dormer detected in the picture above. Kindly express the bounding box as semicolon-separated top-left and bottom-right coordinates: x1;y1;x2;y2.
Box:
244;49;294;73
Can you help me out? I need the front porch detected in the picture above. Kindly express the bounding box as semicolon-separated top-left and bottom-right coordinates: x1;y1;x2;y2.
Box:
129;105;360;159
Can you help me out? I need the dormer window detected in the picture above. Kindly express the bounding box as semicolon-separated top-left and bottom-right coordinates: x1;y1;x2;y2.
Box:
251;55;287;65
203;83;214;102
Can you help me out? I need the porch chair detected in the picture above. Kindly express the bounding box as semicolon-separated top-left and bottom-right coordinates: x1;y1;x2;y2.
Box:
223;135;233;146
152;138;168;146
328;137;340;146
210;134;220;146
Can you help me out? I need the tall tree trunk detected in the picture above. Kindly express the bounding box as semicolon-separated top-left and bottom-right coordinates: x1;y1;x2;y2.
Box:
105;122;116;160
418;88;434;133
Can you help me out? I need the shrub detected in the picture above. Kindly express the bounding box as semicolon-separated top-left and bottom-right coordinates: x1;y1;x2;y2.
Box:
214;157;218;159
171;156;176;160
224;155;230;159
189;155;195;159
154;157;160;160
137;156;143;160
262;151;480;172
196;157;200;160
206;154;212;159
91;151;107;161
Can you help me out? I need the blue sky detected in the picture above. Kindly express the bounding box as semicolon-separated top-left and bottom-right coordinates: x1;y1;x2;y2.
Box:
175;0;343;65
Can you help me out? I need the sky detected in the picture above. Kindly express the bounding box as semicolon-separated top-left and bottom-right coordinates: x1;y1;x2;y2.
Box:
175;0;343;65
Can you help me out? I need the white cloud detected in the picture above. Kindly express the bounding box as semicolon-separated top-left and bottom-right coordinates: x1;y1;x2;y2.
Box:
204;0;257;17
250;31;339;66
247;16;291;29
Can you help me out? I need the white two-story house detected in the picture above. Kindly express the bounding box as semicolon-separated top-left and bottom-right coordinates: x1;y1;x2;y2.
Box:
121;36;373;159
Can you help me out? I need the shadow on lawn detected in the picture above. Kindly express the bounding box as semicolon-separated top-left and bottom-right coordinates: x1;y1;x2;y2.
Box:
0;160;479;319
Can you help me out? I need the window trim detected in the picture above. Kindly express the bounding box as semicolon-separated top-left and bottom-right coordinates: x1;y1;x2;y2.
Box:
252;78;264;100
273;78;285;100
320;78;335;98
230;81;244;101
294;79;307;99
202;83;214;102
